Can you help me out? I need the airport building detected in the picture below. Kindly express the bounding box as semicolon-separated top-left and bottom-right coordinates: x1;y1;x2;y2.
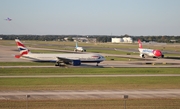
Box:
112;37;133;43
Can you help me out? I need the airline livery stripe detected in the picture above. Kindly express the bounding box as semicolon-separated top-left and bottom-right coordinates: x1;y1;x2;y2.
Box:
20;51;28;55
19;48;27;51
16;42;25;47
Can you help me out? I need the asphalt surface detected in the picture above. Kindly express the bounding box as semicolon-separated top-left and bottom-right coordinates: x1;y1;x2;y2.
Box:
1;60;180;68
1;45;180;68
0;89;180;100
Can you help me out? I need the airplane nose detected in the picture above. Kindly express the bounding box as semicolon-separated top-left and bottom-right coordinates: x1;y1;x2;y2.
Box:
154;50;162;57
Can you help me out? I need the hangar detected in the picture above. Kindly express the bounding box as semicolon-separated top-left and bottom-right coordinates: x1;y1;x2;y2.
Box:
112;37;133;43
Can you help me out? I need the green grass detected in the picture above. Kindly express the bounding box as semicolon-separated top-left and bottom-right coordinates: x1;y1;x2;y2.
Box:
1;99;180;109
0;68;180;75
87;49;137;55
0;67;179;90
0;77;180;90
105;56;142;61
1;40;180;55
164;53;180;57
0;62;54;66
31;50;66;53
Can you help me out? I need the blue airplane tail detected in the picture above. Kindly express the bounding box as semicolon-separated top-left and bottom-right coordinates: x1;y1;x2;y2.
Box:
76;42;78;48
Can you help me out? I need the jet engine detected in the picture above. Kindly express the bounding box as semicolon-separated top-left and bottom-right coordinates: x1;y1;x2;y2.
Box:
140;54;145;58
161;54;164;58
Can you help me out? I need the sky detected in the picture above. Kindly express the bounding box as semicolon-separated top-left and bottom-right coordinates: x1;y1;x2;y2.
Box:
0;0;180;36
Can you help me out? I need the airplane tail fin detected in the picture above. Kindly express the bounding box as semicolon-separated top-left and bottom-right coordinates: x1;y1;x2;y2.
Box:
138;39;143;48
15;39;30;58
76;42;78;48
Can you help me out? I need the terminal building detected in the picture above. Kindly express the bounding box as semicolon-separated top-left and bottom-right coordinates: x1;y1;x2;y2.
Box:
112;37;133;43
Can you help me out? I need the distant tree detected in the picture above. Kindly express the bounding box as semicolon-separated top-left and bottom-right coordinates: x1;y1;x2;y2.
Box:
148;37;152;41
124;34;129;37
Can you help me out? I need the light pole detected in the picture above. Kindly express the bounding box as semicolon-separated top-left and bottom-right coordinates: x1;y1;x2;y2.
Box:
123;95;128;109
26;95;30;109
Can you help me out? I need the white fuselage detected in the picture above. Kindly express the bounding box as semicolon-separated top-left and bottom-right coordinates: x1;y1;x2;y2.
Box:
75;47;85;51
139;48;154;56
21;53;105;63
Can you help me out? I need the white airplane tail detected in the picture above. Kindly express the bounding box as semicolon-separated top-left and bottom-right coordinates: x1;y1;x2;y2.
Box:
15;39;30;58
138;39;143;48
75;42;78;48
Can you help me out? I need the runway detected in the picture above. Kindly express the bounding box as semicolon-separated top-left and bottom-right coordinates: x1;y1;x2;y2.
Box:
0;89;180;100
1;61;180;68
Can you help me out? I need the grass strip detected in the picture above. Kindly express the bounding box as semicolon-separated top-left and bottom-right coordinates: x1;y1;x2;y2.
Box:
0;99;180;109
0;62;54;66
0;77;180;90
0;68;180;76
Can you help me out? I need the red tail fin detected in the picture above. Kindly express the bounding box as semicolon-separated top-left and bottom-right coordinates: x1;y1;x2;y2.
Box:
15;39;30;53
15;39;30;58
138;39;142;48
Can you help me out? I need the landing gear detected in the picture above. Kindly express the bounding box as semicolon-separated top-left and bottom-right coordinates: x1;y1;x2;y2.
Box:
161;55;164;58
55;62;60;66
96;62;100;66
55;61;66;67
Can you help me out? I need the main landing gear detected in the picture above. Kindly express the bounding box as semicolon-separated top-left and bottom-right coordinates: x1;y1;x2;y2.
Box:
55;61;66;67
96;62;100;66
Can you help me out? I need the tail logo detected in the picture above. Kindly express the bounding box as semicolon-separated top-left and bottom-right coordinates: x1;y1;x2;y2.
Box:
138;39;142;48
76;42;78;48
15;39;29;58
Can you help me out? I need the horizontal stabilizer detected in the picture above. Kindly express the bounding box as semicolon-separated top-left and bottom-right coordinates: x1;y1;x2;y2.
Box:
15;55;21;58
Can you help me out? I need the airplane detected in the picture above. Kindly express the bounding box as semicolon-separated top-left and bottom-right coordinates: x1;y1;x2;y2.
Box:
138;39;164;58
5;17;12;21
14;39;105;66
74;42;86;52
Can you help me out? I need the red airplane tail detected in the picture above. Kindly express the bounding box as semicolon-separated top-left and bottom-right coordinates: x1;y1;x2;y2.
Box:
14;39;30;58
138;39;143;48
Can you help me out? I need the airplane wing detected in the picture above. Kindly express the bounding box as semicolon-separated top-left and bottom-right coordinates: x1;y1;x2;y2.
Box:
56;57;81;66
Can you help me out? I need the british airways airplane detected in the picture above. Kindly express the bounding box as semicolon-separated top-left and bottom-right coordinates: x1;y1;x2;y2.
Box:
138;39;164;58
15;39;105;66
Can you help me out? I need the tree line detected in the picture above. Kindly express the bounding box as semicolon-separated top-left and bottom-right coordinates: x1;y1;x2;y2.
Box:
0;34;180;43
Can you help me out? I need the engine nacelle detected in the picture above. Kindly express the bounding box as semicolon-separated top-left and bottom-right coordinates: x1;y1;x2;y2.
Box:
140;54;145;58
161;54;164;58
71;60;81;66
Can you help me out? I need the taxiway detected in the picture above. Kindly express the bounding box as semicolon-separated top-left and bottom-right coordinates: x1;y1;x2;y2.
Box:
0;89;180;100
